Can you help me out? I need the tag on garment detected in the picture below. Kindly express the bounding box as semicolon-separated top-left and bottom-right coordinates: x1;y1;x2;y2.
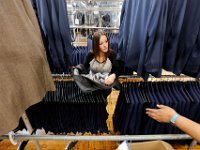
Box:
117;141;130;150
75;18;80;25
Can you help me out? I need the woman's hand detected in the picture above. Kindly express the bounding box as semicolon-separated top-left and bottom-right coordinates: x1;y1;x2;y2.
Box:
146;104;177;123
104;74;116;85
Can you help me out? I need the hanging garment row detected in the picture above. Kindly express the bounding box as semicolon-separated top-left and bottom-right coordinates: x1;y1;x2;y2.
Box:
118;0;200;79
31;0;73;73
113;81;200;135
15;80;109;134
72;1;121;27
0;0;55;136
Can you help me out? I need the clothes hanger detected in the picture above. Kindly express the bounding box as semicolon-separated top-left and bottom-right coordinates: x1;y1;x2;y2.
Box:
137;82;147;103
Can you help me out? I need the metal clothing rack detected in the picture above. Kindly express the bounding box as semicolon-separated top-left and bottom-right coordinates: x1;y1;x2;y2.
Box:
119;74;199;83
0;134;196;150
51;73;199;82
1;132;198;150
3;74;198;149
51;73;198;150
0;134;192;141
70;25;119;30
70;26;119;46
117;74;199;150
8;113;41;150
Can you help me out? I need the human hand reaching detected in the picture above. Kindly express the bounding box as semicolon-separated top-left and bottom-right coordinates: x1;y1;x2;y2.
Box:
146;104;177;123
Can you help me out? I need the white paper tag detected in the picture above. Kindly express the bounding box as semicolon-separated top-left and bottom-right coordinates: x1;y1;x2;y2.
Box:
117;141;130;150
75;18;79;25
94;6;99;15
94;10;99;15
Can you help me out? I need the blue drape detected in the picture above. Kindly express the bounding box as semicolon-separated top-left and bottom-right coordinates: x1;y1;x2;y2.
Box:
162;0;187;71
118;0;168;79
118;0;200;78
16;81;109;134
174;0;200;77
31;0;72;73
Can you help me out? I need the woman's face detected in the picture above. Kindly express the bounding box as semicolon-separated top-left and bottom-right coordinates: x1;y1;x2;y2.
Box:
99;35;108;53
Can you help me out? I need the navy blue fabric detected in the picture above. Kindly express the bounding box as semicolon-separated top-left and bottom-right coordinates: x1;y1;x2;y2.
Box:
72;46;89;66
144;82;159;134
31;0;72;73
184;82;200;121
162;0;187;71
118;0;168;79
118;0;200;78
174;0;200;76
16;80;109;134
113;83;126;132
138;0;168;78
182;26;200;78
113;81;200;135
127;83;137;134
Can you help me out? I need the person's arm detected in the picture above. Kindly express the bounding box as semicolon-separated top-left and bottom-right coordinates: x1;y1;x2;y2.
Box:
83;52;94;70
104;51;119;85
146;104;200;143
104;73;116;85
109;50;120;77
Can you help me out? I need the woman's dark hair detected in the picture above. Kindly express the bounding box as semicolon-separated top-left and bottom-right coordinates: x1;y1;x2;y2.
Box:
92;30;110;57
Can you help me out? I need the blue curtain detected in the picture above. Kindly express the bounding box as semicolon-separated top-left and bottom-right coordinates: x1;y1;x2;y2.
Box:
173;0;200;77
31;0;72;73
118;0;200;78
162;0;187;71
118;0;168;79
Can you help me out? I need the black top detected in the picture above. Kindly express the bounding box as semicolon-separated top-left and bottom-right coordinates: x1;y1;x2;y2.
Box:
84;50;120;77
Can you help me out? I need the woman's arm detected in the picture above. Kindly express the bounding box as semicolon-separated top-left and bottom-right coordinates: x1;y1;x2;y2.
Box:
104;73;116;85
109;51;120;77
104;51;120;85
175;116;200;143
146;104;200;143
83;52;94;70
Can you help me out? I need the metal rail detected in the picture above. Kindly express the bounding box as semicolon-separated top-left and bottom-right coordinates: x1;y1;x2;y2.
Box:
70;25;119;30
0;134;192;141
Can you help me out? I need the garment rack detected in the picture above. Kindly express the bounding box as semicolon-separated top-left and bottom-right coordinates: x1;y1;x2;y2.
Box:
51;73;198;82
0;134;192;141
4;74;197;149
119;74;198;82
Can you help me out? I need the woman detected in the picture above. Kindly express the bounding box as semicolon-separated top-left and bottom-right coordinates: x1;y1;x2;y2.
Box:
73;30;120;93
